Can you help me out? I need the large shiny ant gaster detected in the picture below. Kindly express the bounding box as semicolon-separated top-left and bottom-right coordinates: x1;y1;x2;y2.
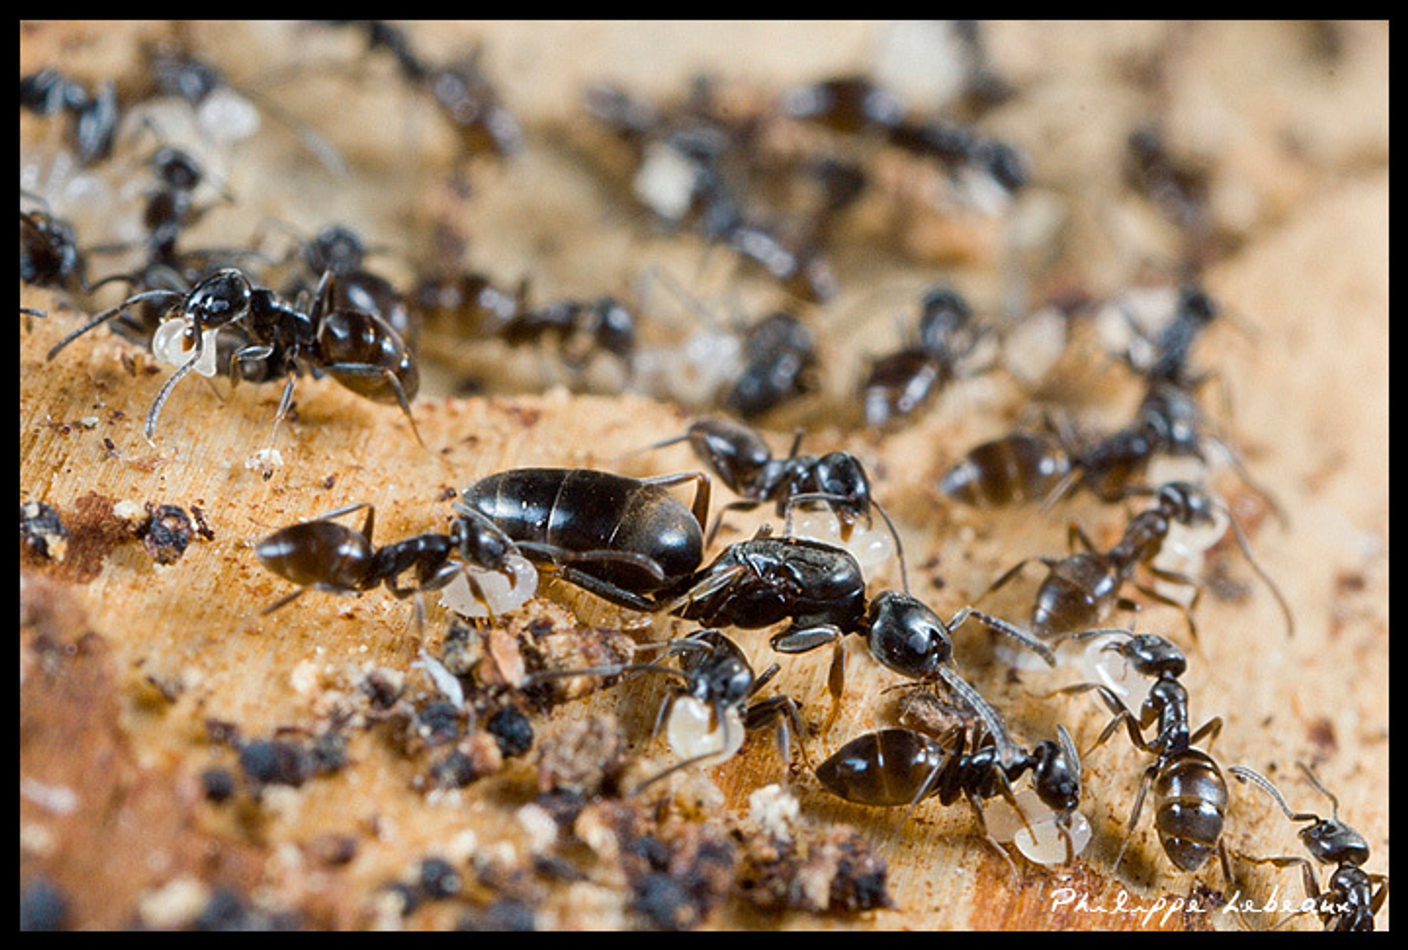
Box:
980;481;1293;642
815;724;1083;865
1059;631;1228;874
649;416;909;590
457;467;711;610
723;311;818;419
1228;763;1387;932
256;501;524;616
44;267;422;446
525;628;807;795
860;286;989;429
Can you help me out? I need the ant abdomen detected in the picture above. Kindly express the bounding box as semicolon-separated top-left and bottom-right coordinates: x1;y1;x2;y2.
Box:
814;728;945;807
256;519;373;592
316;307;420;405
940;433;1071;508
1154;749;1229;872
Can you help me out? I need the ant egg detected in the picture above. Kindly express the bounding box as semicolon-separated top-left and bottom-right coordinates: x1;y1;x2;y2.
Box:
152;319;219;377
438;554;538;619
196;88;261;145
791;509;895;576
633;140;697;222
1080;633;1151;710
984;788;1092;865
665;695;744;767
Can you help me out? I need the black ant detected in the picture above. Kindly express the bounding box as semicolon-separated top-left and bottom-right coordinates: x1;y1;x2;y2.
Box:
416;269;635;375
256;501;526;618
722;310;818;419
784;75;1030;199
44;266;423;447
457;467;712;610
264;222;418;353
979;481;1293;643
587;80;839;304
1113;283;1219;389
1228;763;1388;932
1058;630;1229;874
20;206;89;293
648;416;909;589
525;628;808;795
329;20;522;160
635;269;819;416
860;285;990;429
20;68;120;165
815;723;1083;866
655;531;1055;744
939;432;1074;509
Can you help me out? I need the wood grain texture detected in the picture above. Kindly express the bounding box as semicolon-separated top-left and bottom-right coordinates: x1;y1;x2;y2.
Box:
21;21;1387;931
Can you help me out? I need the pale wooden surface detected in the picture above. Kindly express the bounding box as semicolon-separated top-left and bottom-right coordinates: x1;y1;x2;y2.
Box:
21;21;1387;930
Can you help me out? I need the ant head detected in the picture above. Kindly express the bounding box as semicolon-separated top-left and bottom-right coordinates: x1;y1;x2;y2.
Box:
590;297;637;359
182;269;253;330
450;507;513;570
917;286;972;351
865;590;952;678
305;225;367;277
1031;725;1082;813
1301;818;1371;869
976;140;1030;193
1231;763;1371;869
1106;632;1186;679
151;146;203;191
1177;285;1218;326
1157;481;1217;526
813;452;871;516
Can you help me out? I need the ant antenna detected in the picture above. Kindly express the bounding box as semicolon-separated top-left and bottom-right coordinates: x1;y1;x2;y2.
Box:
1229;765;1320;824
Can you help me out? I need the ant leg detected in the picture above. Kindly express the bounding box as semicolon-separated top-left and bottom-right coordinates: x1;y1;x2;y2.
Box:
630;697;743;796
264;374;299;452
1129;574;1200;641
323;361;426;450
964;788;1023;880
1112;762;1159;875
948;606;1056;666
1067;521;1100;554
768;623;846;731
742;693;811;775
525;558;660;613
45;289;183;361
513;539;668;583
1189;715;1222;749
976;555;1058;607
1234;849;1321;927
637;470;712;536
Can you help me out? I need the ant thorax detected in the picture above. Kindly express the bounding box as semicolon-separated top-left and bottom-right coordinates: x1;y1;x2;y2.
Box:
151;317;219;377
437;553;539;619
984;788;1093;866
665;694;745;767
